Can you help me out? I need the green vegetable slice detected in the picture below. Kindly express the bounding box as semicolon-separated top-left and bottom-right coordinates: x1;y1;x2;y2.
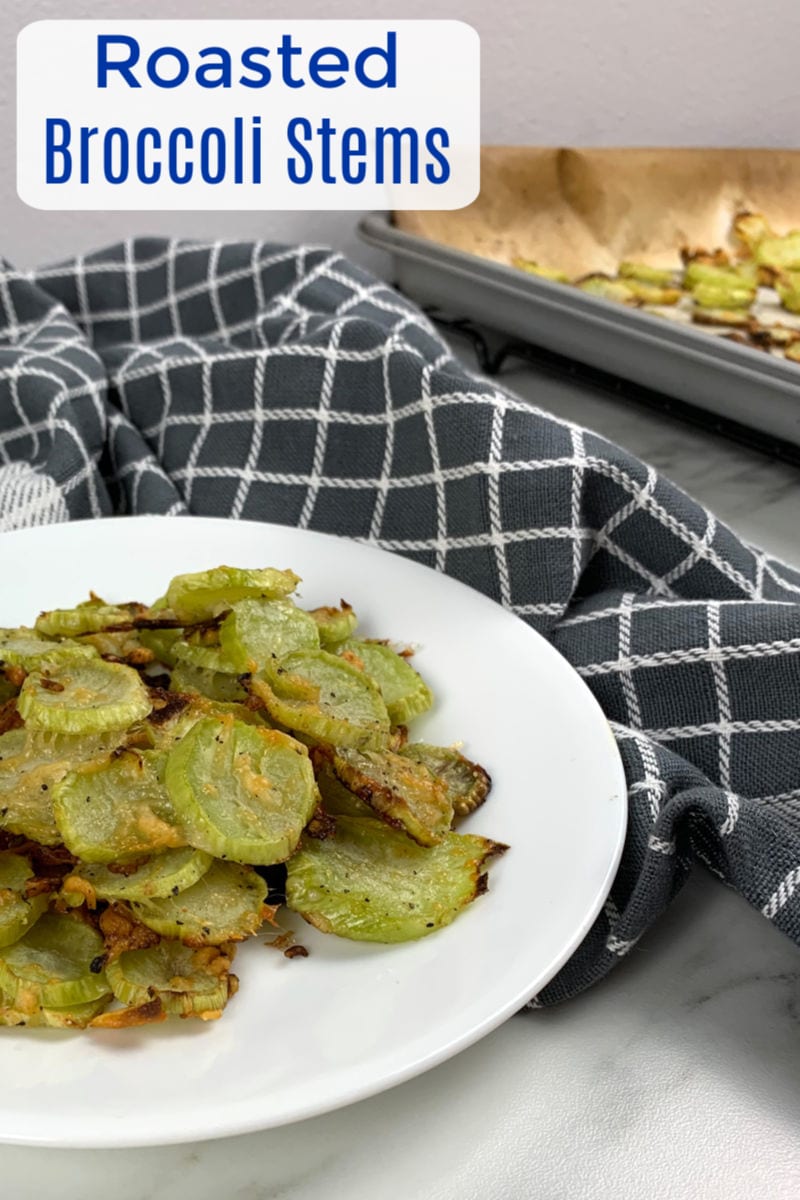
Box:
208;701;272;728
399;743;492;818
776;270;800;315
35;603;142;638
0;913;108;1007
131;860;268;944
0;727;126;845
0;730;70;845
76;629;152;664
0;852;48;947
72;847;213;903
165;716;318;864
315;763;373;818
166;566;300;622
338;640;433;725
53;749;184;863
734;211;771;252
513;257;570;283
756;232;800;272
0;995;109;1028
622;278;682;306
691;307;750;329
220;599;319;672
139;627;183;667
691;281;755;311
169;662;247;703
684;261;753;290
105;941;233;1017
286;815;506;942
172;638;240;675
18;660;152;734
308;603;358;647
618;261;677;286
148;694;267;751
0;629;96;671
328;747;453;846
250;650;390;750
138;598;183;666
576;275;635;304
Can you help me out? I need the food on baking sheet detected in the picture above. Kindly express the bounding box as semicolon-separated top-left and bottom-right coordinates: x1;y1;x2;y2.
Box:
618;262;678;287
692;308;751;329
513;257;570;284
511;211;800;362
775;271;800;315
574;274;637;304
691;281;756;311
0;566;502;1029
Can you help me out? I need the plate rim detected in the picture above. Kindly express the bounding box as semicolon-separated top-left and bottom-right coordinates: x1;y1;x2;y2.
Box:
0;516;627;1147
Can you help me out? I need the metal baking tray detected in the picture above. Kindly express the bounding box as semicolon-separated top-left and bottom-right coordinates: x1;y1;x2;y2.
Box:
359;211;800;449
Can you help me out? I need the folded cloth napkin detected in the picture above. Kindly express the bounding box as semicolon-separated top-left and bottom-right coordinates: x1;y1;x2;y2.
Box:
1;238;799;1004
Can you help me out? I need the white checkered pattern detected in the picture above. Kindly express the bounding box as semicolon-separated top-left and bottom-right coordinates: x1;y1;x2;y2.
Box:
1;238;799;1004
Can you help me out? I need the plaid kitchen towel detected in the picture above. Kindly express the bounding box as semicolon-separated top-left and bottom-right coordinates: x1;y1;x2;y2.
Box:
1;238;799;1005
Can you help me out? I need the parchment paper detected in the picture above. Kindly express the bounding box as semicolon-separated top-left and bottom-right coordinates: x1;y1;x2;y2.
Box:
394;148;800;277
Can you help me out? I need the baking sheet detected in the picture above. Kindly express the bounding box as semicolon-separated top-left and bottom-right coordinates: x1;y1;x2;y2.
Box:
359;210;800;448
394;147;800;277
361;148;800;448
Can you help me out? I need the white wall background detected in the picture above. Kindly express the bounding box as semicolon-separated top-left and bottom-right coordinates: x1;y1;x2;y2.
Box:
8;0;800;270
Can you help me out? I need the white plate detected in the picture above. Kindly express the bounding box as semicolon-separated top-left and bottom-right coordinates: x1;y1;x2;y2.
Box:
0;516;626;1148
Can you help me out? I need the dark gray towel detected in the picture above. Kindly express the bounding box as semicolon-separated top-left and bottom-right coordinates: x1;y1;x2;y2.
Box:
1;238;799;1004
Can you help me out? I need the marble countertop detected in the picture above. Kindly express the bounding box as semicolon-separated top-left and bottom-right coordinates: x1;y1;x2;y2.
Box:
4;354;800;1200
